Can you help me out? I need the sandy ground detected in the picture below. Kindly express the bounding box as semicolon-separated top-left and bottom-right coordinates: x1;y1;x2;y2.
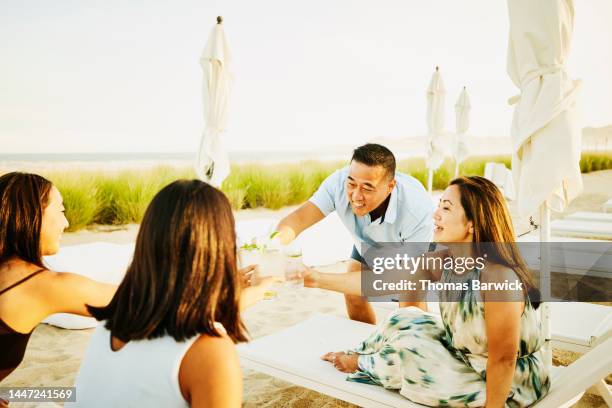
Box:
4;282;608;408
3;170;612;407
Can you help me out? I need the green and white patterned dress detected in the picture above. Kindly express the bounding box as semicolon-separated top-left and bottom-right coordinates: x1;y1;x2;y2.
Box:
347;268;550;407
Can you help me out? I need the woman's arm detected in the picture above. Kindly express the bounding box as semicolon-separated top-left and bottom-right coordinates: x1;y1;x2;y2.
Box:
484;301;522;407
239;264;284;310
304;269;363;296
239;276;280;310
303;249;442;303
43;271;117;316
304;263;432;305
482;266;524;408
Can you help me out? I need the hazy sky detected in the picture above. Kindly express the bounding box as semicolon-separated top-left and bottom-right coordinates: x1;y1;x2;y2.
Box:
1;0;611;153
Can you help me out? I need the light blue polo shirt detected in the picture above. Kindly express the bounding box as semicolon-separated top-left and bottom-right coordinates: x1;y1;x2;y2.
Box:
309;167;434;255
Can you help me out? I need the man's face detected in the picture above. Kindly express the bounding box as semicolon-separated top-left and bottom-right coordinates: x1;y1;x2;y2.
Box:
346;161;396;217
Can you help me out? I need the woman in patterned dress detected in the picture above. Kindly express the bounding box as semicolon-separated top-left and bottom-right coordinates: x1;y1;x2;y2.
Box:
305;176;549;407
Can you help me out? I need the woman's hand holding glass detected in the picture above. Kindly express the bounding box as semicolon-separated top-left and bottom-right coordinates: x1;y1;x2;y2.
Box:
239;264;284;305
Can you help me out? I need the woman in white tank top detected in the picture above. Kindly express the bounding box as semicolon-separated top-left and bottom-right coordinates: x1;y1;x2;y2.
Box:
70;180;276;407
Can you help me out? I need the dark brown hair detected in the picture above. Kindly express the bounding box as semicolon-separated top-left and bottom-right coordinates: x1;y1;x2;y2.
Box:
351;143;396;180
0;172;53;268
450;176;536;292
88;179;248;343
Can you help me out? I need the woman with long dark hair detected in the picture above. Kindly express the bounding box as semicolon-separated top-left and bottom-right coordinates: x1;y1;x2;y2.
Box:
307;176;549;407
0;172;116;385
72;179;274;407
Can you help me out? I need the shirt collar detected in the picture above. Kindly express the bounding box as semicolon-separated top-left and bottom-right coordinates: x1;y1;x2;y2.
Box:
383;184;398;224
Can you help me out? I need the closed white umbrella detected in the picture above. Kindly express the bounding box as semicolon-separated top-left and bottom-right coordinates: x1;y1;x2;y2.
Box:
196;16;233;187
507;0;582;367
426;66;446;193
508;0;582;219
453;86;471;178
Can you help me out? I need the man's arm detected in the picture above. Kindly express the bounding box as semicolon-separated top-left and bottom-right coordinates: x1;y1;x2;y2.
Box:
276;169;341;244
276;201;325;244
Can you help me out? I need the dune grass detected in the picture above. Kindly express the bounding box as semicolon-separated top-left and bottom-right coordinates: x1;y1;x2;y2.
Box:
225;161;343;210
48;172;101;231
12;152;609;231
48;167;195;231
395;155;513;191
580;151;612;173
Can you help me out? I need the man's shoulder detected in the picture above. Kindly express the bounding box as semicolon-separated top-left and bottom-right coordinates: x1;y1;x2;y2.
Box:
322;167;349;189
395;172;430;203
395;171;426;191
394;172;434;222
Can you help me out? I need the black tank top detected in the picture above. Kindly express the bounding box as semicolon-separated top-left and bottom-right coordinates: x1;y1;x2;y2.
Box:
0;269;45;382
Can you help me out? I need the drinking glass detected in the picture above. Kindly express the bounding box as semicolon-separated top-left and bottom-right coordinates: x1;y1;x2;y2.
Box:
282;242;305;288
257;249;286;300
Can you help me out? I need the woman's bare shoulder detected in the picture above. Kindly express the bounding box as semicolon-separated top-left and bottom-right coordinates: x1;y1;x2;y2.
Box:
184;332;237;361
0;260;47;287
179;333;241;406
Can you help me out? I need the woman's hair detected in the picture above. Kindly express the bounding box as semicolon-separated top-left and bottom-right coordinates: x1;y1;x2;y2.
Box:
0;172;53;268
449;176;536;292
88;179;248;343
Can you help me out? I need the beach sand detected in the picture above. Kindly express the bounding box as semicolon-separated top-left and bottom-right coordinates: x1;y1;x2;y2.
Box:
3;170;611;407
4;286;608;408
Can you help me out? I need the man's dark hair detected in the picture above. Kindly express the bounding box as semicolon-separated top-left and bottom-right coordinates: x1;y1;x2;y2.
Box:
351;143;396;180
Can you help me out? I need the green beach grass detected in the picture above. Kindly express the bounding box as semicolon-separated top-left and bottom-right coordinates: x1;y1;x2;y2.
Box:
12;152;611;231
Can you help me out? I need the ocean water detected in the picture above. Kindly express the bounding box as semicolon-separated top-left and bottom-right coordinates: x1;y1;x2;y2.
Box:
0;150;348;164
0;136;517;171
0;150;354;172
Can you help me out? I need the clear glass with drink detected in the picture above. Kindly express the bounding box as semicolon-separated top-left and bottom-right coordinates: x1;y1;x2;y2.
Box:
282;241;305;288
257;248;286;300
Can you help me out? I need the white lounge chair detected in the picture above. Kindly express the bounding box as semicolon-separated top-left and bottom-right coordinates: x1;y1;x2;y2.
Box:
565;211;612;223
551;219;612;240
238;313;612;408
603;199;612;213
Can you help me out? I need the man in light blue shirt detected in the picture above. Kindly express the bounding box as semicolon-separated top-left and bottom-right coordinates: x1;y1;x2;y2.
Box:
276;144;434;324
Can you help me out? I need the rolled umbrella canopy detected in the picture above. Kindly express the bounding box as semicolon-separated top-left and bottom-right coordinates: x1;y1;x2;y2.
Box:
507;0;582;368
453;87;471;177
508;0;582;219
196;16;233;187
426;66;446;192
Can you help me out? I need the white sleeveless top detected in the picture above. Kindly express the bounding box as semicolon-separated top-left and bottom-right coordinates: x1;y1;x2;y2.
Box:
70;323;212;407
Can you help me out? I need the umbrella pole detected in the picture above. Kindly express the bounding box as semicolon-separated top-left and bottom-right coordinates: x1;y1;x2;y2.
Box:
427;168;434;193
454;161;459;179
539;203;552;369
